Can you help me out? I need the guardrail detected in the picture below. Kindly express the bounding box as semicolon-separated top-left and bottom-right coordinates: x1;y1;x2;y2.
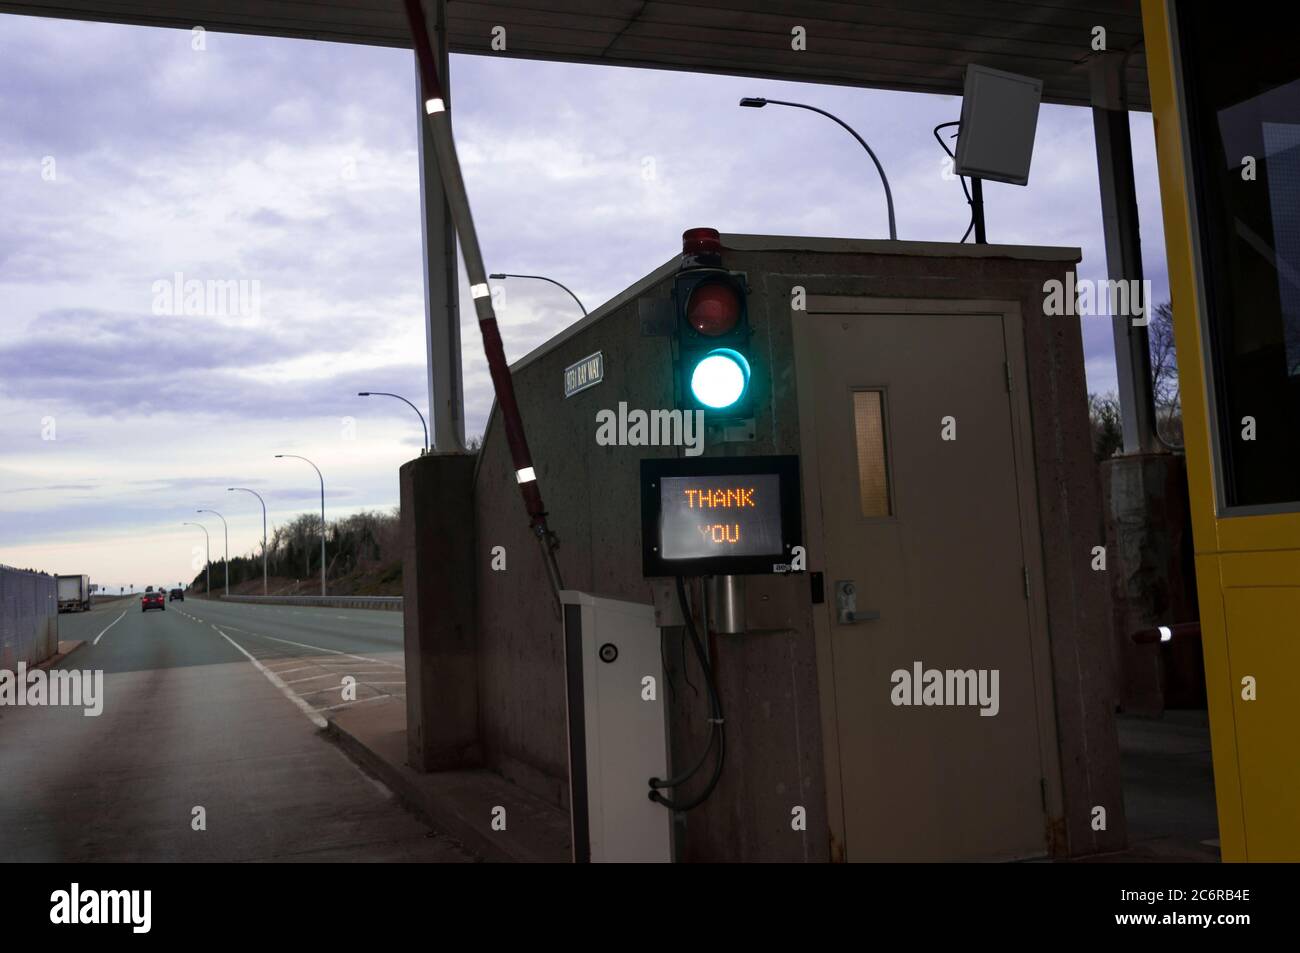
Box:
220;594;403;612
0;566;59;668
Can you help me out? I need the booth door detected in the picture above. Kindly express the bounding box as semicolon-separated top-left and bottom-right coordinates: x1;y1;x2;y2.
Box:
794;297;1058;861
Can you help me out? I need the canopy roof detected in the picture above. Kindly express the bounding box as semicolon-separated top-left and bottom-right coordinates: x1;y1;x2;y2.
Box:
0;0;1148;108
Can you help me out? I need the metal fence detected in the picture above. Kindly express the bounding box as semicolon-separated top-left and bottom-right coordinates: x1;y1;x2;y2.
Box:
0;566;59;669
220;594;402;612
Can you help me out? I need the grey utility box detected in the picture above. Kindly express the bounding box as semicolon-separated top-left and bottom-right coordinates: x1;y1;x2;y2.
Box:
954;63;1043;185
561;590;672;863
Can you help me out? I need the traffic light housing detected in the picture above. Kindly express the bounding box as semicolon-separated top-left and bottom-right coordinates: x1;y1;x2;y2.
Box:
672;264;753;421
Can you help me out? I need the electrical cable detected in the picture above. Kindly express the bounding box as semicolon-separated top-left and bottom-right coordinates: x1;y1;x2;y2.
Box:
658;626;675;703
650;714;718;791
649;578;720;790
665;362;700;701
680;622;698;699
933;121;976;243
649;719;723;815
647;576;726;810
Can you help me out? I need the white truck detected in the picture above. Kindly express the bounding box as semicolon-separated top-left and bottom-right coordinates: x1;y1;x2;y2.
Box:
56;574;91;613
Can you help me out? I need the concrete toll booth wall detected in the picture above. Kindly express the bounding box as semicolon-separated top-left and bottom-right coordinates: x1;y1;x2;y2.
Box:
473;235;1122;861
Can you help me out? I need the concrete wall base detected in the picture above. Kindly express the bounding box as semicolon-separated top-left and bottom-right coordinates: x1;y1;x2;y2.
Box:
400;452;482;771
1101;452;1199;715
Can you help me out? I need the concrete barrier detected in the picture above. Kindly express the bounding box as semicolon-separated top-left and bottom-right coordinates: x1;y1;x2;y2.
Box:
220;594;402;611
0;566;59;669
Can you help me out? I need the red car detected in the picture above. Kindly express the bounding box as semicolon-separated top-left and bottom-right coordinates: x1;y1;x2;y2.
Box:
141;590;165;613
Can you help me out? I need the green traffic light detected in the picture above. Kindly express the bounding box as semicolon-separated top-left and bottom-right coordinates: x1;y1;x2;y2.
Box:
690;348;751;409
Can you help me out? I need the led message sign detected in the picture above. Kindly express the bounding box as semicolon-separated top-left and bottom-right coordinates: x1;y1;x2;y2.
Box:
660;474;782;559
641;456;801;576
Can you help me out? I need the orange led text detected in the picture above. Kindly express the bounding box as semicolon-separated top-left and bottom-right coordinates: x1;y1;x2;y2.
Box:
683;487;756;508
697;523;741;544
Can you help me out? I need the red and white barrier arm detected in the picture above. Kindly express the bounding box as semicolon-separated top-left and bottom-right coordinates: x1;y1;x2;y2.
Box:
403;0;564;598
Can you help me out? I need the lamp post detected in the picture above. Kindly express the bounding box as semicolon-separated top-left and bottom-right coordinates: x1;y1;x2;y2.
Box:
488;273;588;316
275;454;326;596
739;96;897;240
357;391;430;453
182;522;210;596
228;487;268;595
196;509;229;597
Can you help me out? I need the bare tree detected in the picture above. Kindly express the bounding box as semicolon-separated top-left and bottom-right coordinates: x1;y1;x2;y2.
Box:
1089;391;1124;462
1149;301;1183;447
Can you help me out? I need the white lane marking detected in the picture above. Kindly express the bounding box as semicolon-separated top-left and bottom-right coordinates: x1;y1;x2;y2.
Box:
304;659;400;669
311;694;392;713
191;615;402;662
282;671;394;685
93;610;127;646
270;666;319;677
213;625;328;729
223;630;403;669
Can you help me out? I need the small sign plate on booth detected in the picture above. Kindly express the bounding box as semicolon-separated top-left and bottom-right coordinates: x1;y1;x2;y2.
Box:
563;351;604;398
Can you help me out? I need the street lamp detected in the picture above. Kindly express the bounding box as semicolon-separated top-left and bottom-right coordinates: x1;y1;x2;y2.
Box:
196;509;229;597
357;392;429;453
488;273;588;316
182;522;210;596
275;454;326;596
739;96;897;240
228;487;268;596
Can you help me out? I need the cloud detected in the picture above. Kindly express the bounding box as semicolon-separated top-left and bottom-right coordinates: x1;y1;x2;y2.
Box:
0;12;1168;586
0;483;97;495
0;307;433;419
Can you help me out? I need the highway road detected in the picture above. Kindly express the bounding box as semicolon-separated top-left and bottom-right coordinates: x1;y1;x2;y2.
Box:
0;596;473;862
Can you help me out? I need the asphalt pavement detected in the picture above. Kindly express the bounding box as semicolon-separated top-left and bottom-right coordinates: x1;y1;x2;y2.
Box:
0;595;473;862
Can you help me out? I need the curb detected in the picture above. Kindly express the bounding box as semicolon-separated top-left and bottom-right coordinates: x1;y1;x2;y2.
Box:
327;707;570;864
328;718;513;863
33;640;86;672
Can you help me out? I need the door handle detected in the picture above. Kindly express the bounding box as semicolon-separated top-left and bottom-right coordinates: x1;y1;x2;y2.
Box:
842;609;881;623
834;580;881;624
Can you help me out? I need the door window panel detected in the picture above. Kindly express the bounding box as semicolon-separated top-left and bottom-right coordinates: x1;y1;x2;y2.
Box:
852;390;892;518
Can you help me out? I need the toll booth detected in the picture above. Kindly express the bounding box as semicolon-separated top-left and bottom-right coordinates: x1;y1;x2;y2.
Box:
1142;1;1300;861
465;234;1123;862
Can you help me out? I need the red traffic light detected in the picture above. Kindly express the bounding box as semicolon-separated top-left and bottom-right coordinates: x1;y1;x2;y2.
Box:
687;281;741;336
682;227;723;258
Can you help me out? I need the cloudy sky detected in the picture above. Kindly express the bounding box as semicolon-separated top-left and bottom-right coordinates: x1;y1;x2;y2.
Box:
0;12;1169;590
